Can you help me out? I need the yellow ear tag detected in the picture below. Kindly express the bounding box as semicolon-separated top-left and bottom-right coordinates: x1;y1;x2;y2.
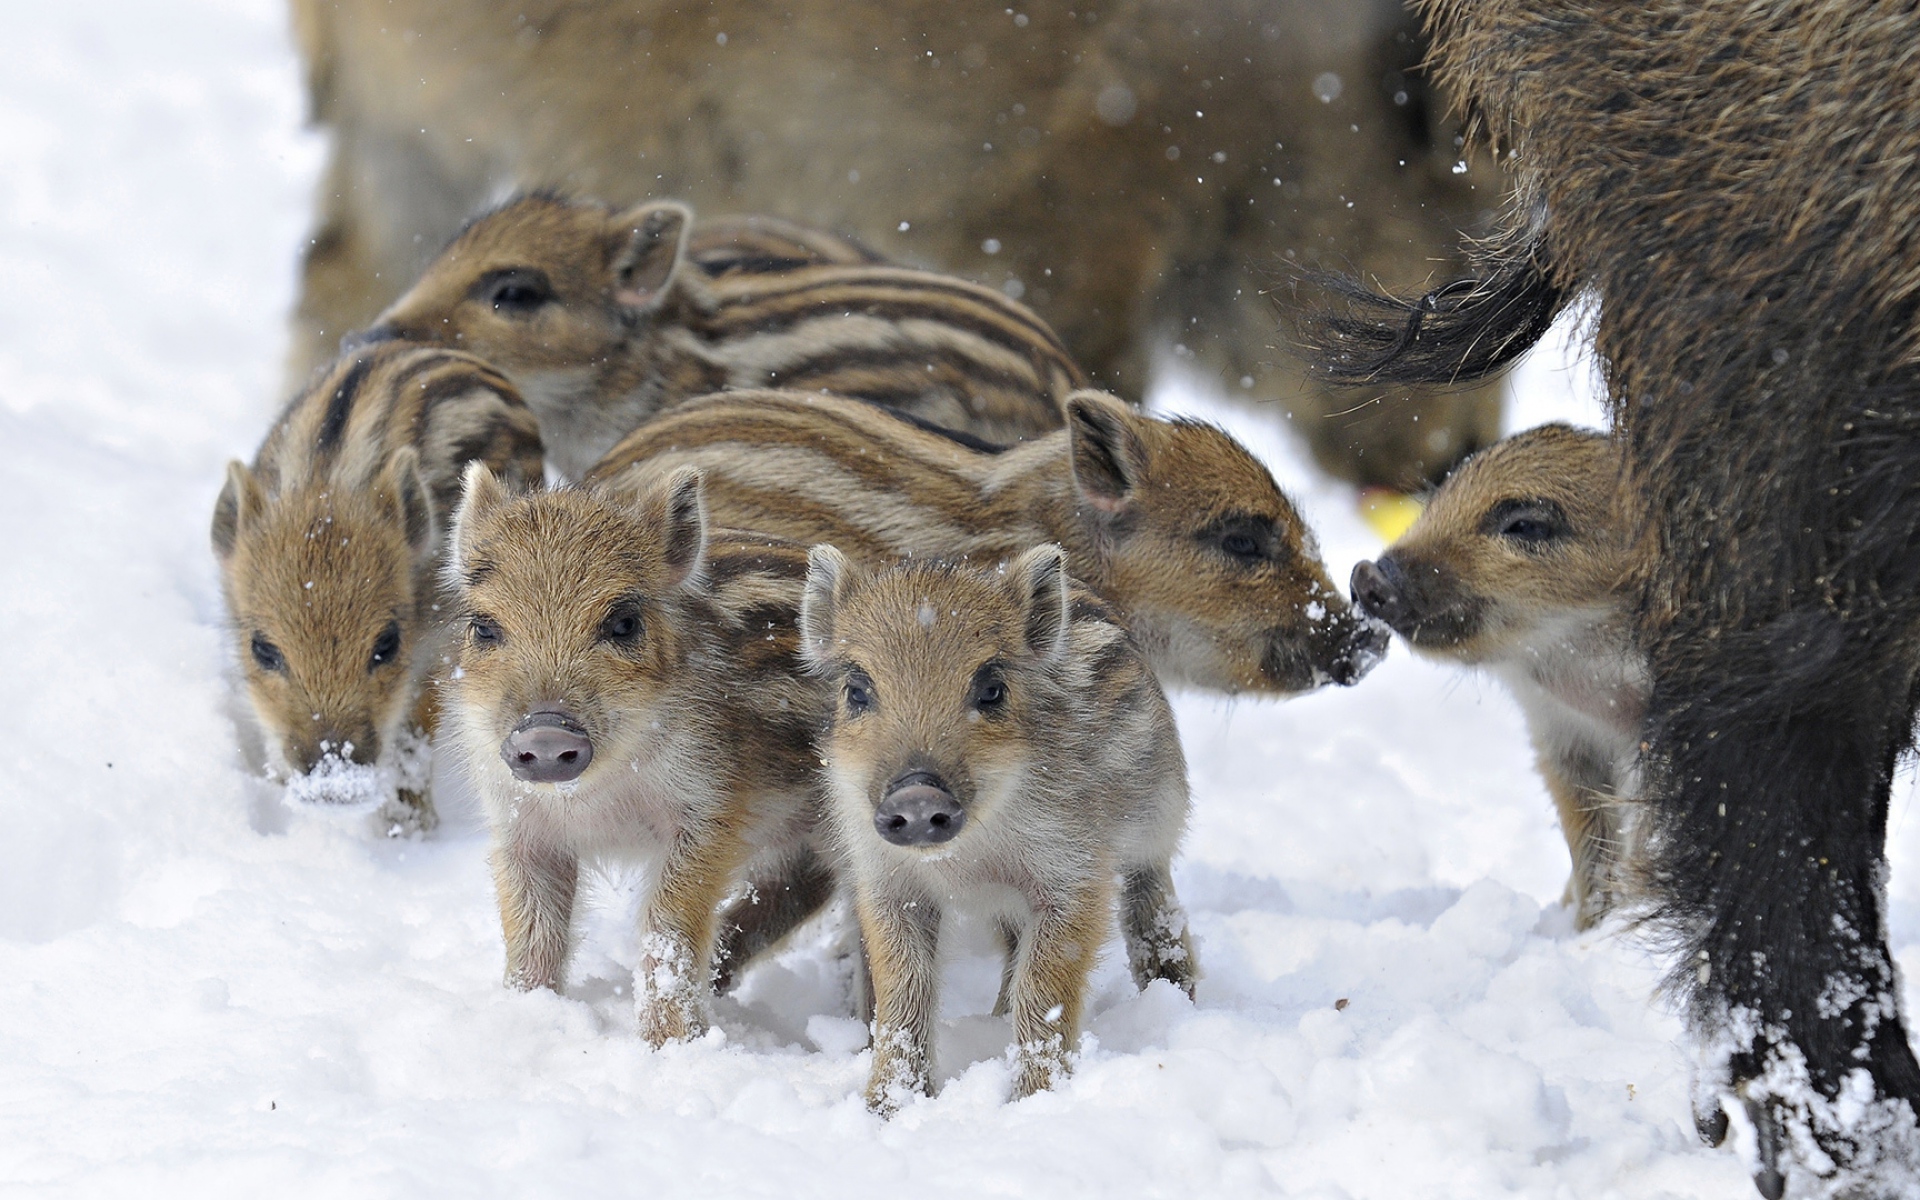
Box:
1359;488;1425;543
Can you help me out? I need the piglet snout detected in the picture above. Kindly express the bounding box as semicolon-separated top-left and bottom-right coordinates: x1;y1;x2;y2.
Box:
1350;558;1407;627
1328;618;1392;686
501;709;594;783
874;771;965;847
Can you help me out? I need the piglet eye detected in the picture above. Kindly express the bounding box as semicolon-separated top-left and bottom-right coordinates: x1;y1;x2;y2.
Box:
1484;499;1569;549
469;616;503;647
368;620;402;670
250;632;285;673
493;284;543;310
845;669;875;716
969;667;1007;713
599;605;644;644
483;269;553;315
1208;518;1277;566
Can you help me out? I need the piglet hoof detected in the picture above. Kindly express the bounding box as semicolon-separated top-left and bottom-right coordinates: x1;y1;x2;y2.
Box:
1132;955;1195;1002
1144;950;1198;1002
1010;1042;1071;1101
864;1082;906;1119
864;1069;929;1119
637;996;706;1048
1124;891;1197;999
865;1030;929;1117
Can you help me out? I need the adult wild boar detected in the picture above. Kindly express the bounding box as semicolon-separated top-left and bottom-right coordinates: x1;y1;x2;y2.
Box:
1308;2;1920;1194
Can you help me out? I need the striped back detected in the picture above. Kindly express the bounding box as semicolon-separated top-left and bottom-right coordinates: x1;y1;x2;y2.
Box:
686;213;885;277
259;343;544;516
690;264;1085;443
586;389;1059;566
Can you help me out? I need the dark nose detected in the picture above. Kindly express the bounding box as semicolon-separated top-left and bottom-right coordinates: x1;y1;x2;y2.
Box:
1350;558;1407;627
1326;619;1392;686
500;710;594;783
873;771;965;847
339;323;402;354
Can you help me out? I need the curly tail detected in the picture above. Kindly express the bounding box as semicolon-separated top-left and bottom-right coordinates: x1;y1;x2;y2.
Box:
1299;209;1568;387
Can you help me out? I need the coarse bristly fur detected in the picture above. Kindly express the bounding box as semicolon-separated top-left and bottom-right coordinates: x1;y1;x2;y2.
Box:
211;342;543;834
1302;3;1920;1193
355;194;1085;478
801;546;1192;1115
441;464;827;1044
591;388;1389;700
287;0;1509;489
1352;425;1646;931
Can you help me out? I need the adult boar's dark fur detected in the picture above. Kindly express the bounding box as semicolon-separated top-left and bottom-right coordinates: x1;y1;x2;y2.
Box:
1304;2;1920;1195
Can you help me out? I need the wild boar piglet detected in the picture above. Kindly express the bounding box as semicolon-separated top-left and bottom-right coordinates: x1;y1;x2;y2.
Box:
801;545;1193;1114
1351;424;1644;929
357;195;1082;476
212;343;543;832
443;463;826;1044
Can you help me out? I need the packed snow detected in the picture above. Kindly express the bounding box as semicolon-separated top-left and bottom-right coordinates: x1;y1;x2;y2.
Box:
4;3;1918;1196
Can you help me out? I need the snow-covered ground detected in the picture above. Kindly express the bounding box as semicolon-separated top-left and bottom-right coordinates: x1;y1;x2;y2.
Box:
4;4;1916;1196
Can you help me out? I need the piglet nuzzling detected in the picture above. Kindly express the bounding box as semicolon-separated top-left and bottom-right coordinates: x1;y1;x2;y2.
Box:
801;545;1194;1114
212;343;543;832
593;388;1387;698
1351;424;1645;929
441;464;826;1044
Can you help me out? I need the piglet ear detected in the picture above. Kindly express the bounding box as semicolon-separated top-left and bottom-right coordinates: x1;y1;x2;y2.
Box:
448;461;509;583
211;459;266;560
610;201;692;312
659;466;708;586
627;465;708;589
1010;543;1071;663
1064;390;1146;513
800;544;857;668
383;446;437;561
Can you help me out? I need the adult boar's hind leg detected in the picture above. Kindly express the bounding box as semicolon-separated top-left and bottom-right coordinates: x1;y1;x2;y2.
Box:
1648;625;1920;1198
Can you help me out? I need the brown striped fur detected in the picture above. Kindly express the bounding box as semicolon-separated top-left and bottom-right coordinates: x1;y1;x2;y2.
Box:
590;388;1387;698
442;466;826;1043
211;343;543;832
360;194;1083;478
685;212;885;277
801;547;1191;1113
1352;425;1645;930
